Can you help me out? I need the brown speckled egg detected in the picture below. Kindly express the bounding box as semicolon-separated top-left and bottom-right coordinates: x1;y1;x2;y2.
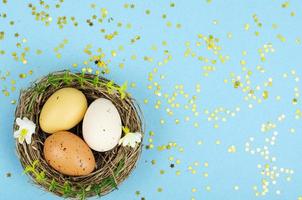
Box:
43;131;96;176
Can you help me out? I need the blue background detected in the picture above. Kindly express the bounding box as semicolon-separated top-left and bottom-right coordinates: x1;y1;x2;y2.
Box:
0;0;301;199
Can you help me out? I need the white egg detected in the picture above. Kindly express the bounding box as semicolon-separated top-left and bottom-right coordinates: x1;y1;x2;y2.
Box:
83;98;122;152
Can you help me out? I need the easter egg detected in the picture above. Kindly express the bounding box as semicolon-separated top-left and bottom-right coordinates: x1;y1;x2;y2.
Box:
39;87;88;134
43;131;96;176
82;98;122;152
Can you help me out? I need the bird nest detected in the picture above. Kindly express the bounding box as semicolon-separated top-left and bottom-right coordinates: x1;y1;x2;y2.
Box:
13;70;144;199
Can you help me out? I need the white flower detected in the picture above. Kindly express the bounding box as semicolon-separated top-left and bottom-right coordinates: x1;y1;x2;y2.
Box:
119;127;142;148
14;117;36;144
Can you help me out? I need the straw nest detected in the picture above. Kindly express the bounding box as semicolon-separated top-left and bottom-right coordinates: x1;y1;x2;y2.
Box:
13;70;144;199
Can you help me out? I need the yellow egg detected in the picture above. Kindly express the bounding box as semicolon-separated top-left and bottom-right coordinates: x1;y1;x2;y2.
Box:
39;87;87;133
44;131;96;176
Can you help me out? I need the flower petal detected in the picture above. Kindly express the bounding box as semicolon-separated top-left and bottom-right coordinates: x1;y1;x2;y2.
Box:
16;118;24;127
24;119;35;133
119;137;125;145
25;132;33;144
14;130;21;138
23;117;34;125
134;138;140;144
28;124;36;134
129;140;136;148
23;117;32;126
122;140;128;147
15;117;36;144
133;133;142;142
18;136;25;144
123;136;131;145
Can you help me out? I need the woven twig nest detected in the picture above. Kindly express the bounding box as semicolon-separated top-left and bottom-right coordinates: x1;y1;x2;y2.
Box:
13;70;144;199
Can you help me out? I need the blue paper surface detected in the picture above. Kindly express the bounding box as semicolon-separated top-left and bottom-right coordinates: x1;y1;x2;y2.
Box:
0;1;301;199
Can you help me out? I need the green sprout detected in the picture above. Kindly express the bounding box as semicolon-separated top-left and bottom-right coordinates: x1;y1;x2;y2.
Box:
63;71;73;84
106;80;115;94
23;160;46;183
118;81;128;99
63;181;73;197
101;176;117;189
92;76;100;86
90;159;125;197
77;188;86;200
47;74;60;87
78;73;85;86
34;83;47;94
27;93;38;112
91;184;102;196
114;158;125;176
45;72;129;100
49;179;58;192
